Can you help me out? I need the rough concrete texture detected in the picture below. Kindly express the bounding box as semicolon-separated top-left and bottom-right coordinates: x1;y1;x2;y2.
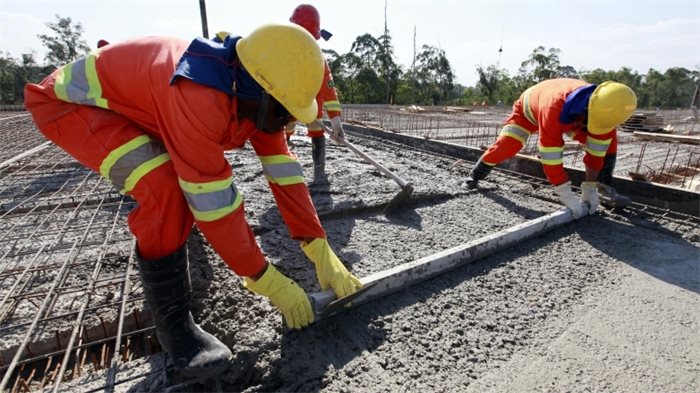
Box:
31;128;700;392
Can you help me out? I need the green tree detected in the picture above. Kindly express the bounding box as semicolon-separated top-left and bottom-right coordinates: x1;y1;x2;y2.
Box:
517;46;563;87
415;45;455;104
37;15;90;67
657;67;697;108
475;64;517;106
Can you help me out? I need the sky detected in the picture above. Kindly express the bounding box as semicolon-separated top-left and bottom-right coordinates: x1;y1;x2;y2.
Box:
1;0;698;87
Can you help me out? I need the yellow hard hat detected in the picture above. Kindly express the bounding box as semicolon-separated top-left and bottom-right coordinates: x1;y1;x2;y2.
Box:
236;23;323;124
587;81;637;135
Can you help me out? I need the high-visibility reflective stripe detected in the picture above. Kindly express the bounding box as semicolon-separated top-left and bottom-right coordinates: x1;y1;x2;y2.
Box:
324;100;342;112
522;87;537;126
53;53;109;109
178;178;243;222
499;124;531;145
259;155;305;185
584;135;611;157
100;135;170;193
538;146;564;165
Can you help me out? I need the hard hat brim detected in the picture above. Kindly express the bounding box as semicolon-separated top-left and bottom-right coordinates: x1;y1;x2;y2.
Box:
285;98;318;124
587;120;612;135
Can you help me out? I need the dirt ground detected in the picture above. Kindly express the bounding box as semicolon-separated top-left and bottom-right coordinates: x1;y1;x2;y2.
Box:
47;125;700;393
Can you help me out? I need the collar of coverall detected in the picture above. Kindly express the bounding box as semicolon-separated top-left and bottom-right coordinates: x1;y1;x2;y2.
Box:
559;84;597;124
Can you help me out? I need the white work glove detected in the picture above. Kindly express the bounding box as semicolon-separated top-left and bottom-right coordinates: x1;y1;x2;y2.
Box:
553;181;586;218
330;116;345;143
580;181;599;215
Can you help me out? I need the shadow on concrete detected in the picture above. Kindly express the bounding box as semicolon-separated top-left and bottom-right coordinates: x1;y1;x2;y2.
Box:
578;216;700;295
479;188;548;219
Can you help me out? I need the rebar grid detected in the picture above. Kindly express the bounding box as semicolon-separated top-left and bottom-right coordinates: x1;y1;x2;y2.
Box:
0;125;151;391
342;105;700;190
0;112;697;392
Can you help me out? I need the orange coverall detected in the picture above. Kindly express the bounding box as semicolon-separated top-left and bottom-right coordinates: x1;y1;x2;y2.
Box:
482;78;617;186
24;36;325;277
286;60;341;139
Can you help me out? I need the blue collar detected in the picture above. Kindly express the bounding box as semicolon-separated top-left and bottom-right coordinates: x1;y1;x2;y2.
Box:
559;84;596;124
170;35;264;100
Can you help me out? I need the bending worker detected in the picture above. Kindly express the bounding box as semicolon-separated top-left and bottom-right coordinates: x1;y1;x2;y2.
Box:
465;78;637;216
286;3;345;184
24;24;362;377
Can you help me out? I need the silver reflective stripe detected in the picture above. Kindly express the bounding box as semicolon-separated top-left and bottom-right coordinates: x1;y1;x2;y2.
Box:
262;161;304;179
500;124;531;143
586;140;610;153
65;58;96;106
183;185;238;213
109;139;168;190
540;151;563;161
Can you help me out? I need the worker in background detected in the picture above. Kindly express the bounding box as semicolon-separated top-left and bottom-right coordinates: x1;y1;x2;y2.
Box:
286;3;345;184
465;78;637;216
24;23;362;378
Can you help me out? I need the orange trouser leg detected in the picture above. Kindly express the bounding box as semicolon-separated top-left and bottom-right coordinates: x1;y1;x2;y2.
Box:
306;119;324;139
24;90;193;260
481;135;525;165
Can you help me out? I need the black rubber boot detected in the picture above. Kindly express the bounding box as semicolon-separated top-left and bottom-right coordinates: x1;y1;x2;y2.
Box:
597;154;632;207
136;246;232;378
311;137;328;184
464;159;493;189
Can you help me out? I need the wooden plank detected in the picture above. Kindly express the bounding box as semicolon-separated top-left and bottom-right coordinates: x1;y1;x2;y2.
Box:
633;131;700;144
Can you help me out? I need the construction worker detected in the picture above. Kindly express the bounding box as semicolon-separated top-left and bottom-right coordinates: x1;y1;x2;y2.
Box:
465;78;637;215
24;24;362;378
287;3;344;184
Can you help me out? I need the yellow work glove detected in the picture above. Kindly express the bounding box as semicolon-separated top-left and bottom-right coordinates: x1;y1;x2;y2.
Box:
301;238;362;298
243;264;313;329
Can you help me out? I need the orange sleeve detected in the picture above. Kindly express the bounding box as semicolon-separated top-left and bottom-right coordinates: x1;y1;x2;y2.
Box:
537;104;570;186
318;61;341;118
248;128;326;240
582;129;615;171
157;79;266;277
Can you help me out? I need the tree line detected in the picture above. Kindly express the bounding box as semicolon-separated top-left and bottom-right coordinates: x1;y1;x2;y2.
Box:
1;15;697;110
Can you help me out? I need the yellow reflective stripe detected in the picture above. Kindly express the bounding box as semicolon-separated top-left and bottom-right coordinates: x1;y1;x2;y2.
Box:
53;63;72;102
259;155;297;165
499;124;531;145
85;53;108;109
178;177;233;194
522;87;537;126
100;135;151;179
324;100;342;112
259;155;305;185
122;153;170;193
538;146;564;165
585;135;612;157
267;174;305;186
191;192;243;222
178;177;242;222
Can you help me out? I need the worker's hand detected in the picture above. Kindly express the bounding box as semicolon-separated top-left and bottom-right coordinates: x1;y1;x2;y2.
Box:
580;181;599;215
553;181;586;218
243;264;313;329
301;238;362;298
330;116;345;143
